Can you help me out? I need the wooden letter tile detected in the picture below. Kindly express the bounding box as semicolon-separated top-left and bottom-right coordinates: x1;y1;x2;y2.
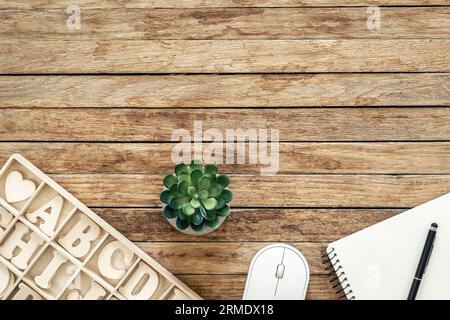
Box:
0;159;42;211
5;171;36;204
34;250;68;289
26;247;78;297
26;195;64;237
58;215;102;260
24;185;75;238
85;237;136;286
119;262;166;300
10;283;43;300
0;206;13;237
0;222;45;270
98;240;134;280
165;287;192;300
0;263;15;299
63;272;108;300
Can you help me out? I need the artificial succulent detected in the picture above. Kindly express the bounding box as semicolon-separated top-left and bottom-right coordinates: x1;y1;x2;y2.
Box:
160;161;232;233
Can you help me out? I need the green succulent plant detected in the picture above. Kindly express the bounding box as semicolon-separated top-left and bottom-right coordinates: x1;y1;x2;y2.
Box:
160;160;232;233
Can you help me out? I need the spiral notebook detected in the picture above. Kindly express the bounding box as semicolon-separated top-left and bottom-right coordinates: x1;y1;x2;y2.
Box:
325;193;450;300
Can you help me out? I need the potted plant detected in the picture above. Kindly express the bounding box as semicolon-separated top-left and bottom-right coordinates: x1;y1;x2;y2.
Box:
160;160;232;235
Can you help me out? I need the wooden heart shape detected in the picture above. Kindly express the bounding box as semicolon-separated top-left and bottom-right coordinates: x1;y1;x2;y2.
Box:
5;171;36;203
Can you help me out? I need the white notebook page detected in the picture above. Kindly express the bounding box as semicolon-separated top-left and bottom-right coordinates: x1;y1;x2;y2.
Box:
328;193;450;300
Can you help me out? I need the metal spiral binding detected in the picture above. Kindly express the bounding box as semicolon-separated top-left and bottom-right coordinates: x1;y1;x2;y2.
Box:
321;247;355;300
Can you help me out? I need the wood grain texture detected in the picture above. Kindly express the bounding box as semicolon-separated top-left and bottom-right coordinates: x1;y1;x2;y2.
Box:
2;8;450;40
3;108;450;142
96;208;399;242
47;173;450;207
178;274;336;300
2;74;449;108
1;0;447;9
1;1;449;301
3;142;450;174
138;242;327;274
1;40;449;73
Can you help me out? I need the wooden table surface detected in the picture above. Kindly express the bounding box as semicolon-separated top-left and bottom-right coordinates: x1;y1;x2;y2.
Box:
1;0;450;299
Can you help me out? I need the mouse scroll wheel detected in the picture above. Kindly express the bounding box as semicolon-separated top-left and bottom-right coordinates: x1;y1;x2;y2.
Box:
276;264;285;279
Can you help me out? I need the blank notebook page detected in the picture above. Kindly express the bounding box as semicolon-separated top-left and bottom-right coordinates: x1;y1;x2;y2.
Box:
328;192;450;300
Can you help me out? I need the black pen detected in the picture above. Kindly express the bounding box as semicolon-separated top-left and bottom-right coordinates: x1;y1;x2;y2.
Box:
407;222;438;300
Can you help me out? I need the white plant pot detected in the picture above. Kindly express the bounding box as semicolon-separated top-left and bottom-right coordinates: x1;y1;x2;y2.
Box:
161;173;230;236
165;212;227;236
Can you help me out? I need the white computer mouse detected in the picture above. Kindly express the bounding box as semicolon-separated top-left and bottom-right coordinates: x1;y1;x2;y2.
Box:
243;243;309;300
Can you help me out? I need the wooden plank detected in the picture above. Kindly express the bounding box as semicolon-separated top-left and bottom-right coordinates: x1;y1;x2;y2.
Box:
97;208;399;242
1;40;449;73
138;242;327;274
2;8;450;40
48;173;450;207
3;142;450;174
2;74;449;108
1;0;447;9
3;108;450;142
178;274;336;300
